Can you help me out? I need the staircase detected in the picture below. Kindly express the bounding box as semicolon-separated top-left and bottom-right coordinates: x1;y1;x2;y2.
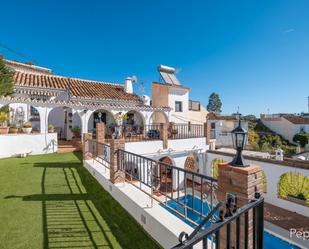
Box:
57;139;82;153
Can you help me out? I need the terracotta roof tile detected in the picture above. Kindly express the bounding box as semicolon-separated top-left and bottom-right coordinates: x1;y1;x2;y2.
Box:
13;72;141;102
284;115;309;125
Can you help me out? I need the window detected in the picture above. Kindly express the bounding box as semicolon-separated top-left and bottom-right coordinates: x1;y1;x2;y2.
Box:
210;122;216;129
189;100;201;111
175;101;183;112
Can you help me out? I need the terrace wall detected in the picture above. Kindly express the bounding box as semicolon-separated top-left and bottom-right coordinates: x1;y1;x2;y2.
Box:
0;133;58;158
206;150;309;216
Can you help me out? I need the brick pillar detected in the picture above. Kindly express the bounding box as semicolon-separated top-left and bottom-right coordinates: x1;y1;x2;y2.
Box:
96;123;105;143
96;123;105;156
205;122;211;145
83;133;92;160
204;122;207;137
110;138;125;184
217;163;263;249
160;123;168;149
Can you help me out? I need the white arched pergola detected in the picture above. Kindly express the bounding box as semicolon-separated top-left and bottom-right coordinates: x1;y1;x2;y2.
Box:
148;110;169;125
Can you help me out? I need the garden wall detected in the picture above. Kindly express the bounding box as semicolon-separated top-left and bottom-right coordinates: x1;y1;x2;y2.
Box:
206;151;309;217
0;133;58;158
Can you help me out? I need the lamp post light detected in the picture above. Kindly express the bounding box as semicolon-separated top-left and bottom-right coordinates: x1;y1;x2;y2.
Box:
230;117;248;167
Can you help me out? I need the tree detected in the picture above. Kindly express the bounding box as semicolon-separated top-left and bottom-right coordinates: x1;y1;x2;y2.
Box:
0;58;14;97
207;92;222;114
293;133;309;148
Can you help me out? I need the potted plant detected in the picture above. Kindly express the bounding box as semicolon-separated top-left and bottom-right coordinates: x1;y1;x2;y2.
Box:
9;124;18;134
71;126;81;138
0;112;9;134
22;122;32;134
48;124;55;133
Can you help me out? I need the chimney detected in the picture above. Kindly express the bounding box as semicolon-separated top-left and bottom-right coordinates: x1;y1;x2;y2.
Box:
124;77;133;94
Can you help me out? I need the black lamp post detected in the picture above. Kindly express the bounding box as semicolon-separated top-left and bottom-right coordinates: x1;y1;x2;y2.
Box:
230;117;248;167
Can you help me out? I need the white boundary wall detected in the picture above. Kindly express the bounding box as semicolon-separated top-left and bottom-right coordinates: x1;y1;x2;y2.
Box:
0;133;58;158
205;152;309;217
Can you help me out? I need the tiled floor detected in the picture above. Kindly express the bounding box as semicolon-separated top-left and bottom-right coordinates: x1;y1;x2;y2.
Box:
264;202;309;232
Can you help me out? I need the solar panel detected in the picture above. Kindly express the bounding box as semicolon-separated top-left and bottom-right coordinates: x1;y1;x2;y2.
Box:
159;72;173;84
158;65;181;85
168;73;181;85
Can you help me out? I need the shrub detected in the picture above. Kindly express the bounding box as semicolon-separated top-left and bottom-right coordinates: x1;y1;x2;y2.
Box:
0;112;8;126
71;126;81;133
212;158;225;179
0;58;14;97
23;122;32;128
48;124;54;129
293;133;309;148
278;172;309;205
261;171;267;193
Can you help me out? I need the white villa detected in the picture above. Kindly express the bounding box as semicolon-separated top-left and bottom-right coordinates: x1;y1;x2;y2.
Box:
206;112;249;148
261;114;309;143
0;59;308;249
0;59;207;159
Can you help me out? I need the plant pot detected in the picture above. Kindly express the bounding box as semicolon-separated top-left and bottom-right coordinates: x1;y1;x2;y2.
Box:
73;131;80;138
286;195;308;207
48;128;55;133
22;127;32;134
0;127;9;134
10;128;18;134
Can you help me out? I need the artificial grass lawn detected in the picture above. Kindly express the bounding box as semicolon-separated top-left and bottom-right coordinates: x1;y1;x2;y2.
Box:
0;152;161;249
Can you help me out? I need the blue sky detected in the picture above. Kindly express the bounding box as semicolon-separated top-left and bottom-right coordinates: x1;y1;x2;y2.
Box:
0;0;308;115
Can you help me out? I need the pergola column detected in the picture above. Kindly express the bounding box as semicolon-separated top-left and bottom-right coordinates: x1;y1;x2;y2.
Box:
78;110;93;135
36;106;53;134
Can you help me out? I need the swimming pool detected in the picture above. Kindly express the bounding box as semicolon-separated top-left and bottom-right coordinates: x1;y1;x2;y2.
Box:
161;194;301;249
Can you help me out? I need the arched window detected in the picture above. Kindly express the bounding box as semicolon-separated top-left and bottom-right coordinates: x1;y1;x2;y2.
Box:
184;155;199;173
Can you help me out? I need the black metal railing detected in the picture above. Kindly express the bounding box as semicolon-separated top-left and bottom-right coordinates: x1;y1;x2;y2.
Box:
172;194;264;249
86;139;110;168
117;149;218;220
105;124;162;142
169;123;204;140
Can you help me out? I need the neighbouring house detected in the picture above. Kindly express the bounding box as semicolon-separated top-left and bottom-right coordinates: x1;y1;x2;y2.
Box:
151;65;208;124
206;112;249;147
260;114;309;143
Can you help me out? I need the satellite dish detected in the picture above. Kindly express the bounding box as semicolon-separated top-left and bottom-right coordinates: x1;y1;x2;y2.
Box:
131;75;138;83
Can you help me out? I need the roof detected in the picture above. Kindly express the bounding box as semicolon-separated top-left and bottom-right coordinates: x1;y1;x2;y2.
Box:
283;115;309;125
5;59;52;75
207;112;239;121
13;71;142;102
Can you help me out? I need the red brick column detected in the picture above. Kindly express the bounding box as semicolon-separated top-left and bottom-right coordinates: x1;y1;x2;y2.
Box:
83;133;92;160
204;122;208;137
96;123;105;144
160;123;168;149
110;138;125;184
96;123;105;156
205;122;211;145
217;163;263;248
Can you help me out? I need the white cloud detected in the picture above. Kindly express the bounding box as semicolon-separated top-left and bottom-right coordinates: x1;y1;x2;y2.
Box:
283;29;295;34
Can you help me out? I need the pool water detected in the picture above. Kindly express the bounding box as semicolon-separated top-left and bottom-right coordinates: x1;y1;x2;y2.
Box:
161;195;301;249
